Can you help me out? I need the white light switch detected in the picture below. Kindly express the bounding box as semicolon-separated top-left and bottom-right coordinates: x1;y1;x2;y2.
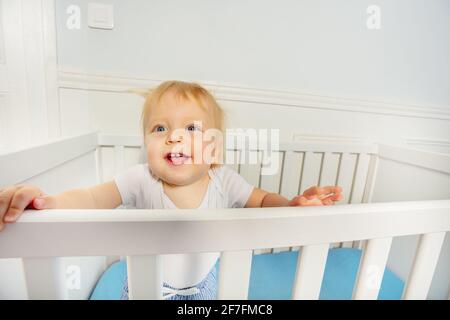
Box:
88;3;114;30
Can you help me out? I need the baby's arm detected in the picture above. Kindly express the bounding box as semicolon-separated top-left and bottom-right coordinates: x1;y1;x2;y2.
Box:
0;181;122;230
245;186;343;208
50;181;122;209
245;188;289;207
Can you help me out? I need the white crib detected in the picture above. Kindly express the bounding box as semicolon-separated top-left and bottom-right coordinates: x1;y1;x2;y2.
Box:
0;131;449;300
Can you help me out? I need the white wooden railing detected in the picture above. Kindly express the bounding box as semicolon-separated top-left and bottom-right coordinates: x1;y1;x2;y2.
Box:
0;200;448;300
97;133;380;251
1;131;449;299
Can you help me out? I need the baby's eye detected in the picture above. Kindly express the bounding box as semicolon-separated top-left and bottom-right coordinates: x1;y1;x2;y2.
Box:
152;125;167;133
186;124;201;132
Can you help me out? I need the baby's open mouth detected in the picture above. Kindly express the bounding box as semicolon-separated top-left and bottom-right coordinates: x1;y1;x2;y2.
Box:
165;152;191;166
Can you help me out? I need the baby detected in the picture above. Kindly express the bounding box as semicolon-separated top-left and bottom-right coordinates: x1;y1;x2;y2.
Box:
0;80;343;300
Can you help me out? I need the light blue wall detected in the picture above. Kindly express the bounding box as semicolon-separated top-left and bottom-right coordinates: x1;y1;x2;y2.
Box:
55;0;450;107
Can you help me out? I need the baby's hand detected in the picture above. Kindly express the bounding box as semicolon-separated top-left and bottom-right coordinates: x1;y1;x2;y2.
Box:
0;185;57;231
288;186;343;206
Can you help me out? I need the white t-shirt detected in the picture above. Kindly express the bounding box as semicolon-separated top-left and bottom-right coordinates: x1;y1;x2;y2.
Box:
113;164;254;288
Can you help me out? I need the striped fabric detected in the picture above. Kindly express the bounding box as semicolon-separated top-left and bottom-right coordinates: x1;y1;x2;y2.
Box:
121;265;218;300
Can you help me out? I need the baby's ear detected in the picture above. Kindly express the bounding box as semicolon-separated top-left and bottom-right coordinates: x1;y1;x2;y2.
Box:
125;88;151;98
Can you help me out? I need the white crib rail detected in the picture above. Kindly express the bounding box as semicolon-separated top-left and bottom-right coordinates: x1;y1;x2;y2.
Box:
2;132;449;299
0;200;449;300
0;132;98;187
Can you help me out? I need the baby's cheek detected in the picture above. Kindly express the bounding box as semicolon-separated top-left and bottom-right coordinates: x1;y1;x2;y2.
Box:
145;142;161;161
147;151;156;161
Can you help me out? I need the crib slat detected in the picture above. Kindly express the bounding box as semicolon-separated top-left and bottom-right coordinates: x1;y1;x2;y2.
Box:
329;243;341;249
353;237;392;299
278;151;303;253
292;244;329;300
349;153;372;249
330;156;343;252
318;152;339;190
350;153;371;204
225;149;240;173
298;151;321;195
271;248;285;254
254;248;272;255
125;147;142;167
260;150;288;254
296;152;326;249
336;152;357;204
218;250;253;299
94;147;103;183
22;258;63;299
126;255;163;300
279;151;303;199
259;151;283;193
340;242;353;248
356;154;380;250
99;147;114;181
239;150;262;187
403;232;446;300
362;154;379;203
319;152;341;249
114;145;125;174
336;152;358;248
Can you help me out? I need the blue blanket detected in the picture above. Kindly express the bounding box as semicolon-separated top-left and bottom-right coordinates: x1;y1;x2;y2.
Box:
90;248;404;300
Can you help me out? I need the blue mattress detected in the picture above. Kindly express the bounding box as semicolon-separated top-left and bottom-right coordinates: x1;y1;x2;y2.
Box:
90;248;404;300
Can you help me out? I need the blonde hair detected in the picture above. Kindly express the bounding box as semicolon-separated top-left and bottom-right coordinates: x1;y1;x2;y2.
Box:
132;80;225;167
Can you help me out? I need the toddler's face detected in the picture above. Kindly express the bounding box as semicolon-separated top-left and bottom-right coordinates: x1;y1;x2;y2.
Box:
144;91;221;186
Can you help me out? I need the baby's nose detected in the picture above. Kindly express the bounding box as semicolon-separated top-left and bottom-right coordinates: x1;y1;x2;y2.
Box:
167;132;184;143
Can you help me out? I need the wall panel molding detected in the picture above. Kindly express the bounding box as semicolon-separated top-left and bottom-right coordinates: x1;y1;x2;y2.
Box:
403;138;450;148
0;0;60;151
58;68;450;122
42;0;61;139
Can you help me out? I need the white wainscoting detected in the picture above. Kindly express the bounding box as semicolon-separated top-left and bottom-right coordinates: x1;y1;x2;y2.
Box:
58;68;450;121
